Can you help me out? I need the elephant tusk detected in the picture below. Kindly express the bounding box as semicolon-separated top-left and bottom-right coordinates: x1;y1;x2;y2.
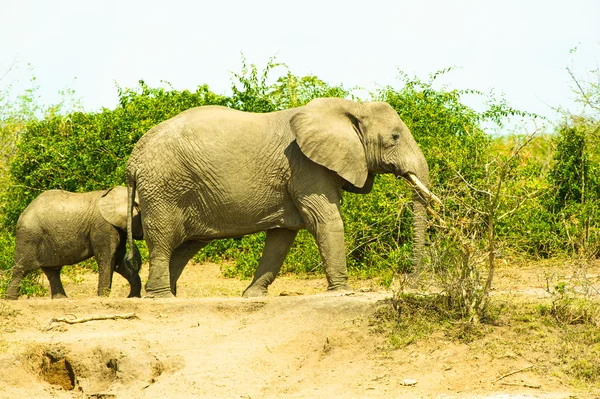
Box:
406;173;443;206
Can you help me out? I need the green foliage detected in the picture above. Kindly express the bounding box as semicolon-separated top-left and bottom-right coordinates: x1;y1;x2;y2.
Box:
536;271;600;385
229;56;350;113
534;58;600;258
375;68;536;188
548;123;600;206
0;230;15;293
0;80;227;295
340;175;414;279
4;82;228;230
534;119;600;258
2;57;587;305
0;66;44;214
269;73;351;109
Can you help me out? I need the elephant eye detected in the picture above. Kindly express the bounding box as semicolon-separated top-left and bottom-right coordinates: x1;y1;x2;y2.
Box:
392;133;400;142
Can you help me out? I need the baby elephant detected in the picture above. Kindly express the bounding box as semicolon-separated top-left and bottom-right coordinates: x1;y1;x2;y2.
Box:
5;186;144;299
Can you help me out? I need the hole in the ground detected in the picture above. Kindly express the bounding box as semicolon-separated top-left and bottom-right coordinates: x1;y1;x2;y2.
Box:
106;358;118;375
41;352;75;390
88;394;117;399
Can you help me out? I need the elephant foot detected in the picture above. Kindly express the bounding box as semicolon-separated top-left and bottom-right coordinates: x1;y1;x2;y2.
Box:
51;294;68;300
4;287;20;300
242;286;269;298
327;284;354;293
144;290;175;299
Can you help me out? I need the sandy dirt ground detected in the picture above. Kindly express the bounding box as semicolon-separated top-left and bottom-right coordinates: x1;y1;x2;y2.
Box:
0;260;598;399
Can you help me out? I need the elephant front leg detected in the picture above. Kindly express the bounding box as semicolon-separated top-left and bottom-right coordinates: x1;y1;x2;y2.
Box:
96;252;115;297
312;218;353;292
243;228;298;298
5;266;27;300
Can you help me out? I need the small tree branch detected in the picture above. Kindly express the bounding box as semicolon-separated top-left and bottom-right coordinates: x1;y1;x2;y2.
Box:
567;66;600;111
497;189;543;221
44;313;137;331
492;365;535;384
456;171;492;196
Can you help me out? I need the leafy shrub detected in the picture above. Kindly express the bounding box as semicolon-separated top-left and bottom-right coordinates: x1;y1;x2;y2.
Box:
375;69;536;188
4;82;228;230
0;59;545;298
0;81;227;295
542;121;600;257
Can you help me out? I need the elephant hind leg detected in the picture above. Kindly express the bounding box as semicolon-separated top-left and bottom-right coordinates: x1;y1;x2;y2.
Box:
169;240;208;296
142;208;184;298
145;249;175;298
42;267;67;299
243;228;298;298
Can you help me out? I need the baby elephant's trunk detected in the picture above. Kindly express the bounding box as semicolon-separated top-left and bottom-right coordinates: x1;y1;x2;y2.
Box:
119;243;142;297
126;179;140;271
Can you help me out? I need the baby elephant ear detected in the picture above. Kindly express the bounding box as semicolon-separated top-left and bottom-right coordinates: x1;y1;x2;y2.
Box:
98;187;144;238
98;186;129;230
290;98;369;188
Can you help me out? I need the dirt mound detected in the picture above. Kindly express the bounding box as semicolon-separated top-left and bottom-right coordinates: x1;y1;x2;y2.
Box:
0;262;594;398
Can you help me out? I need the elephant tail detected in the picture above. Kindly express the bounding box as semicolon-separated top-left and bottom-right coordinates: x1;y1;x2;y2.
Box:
126;177;138;268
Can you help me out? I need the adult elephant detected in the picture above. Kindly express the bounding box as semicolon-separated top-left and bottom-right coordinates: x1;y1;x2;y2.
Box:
6;187;144;299
126;98;440;298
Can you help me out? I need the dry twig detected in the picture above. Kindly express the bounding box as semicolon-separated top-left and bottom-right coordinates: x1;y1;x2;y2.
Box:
43;313;137;331
492;365;535;384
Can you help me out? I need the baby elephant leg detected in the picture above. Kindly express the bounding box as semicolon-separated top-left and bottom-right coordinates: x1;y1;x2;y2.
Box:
5;265;27;300
42;267;67;299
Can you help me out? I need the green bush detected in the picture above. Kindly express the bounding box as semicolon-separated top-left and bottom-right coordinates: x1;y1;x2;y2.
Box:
0;59;545;297
542;121;600;257
4;82;228;230
0;81;227;294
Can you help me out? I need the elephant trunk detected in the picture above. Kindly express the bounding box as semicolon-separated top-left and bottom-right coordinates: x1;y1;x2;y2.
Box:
126;179;140;271
402;172;437;276
411;190;427;273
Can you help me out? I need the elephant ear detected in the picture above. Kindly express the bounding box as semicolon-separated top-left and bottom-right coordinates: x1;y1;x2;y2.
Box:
98;186;143;238
98;186;129;230
290;98;369;188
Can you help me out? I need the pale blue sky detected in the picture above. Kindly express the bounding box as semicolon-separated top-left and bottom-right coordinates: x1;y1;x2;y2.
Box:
1;0;598;126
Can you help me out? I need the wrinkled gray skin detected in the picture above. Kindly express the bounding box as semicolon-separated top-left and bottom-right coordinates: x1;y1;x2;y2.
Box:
126;98;433;298
5;187;144;299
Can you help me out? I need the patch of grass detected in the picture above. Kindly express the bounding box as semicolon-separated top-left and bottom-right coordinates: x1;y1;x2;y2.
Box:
371;293;496;348
538;280;600;326
494;299;600;390
17;270;48;298
60;265;85;284
0;301;21;318
373;289;600;391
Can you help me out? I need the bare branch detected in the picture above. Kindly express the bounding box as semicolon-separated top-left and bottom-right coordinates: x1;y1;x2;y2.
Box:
44;313;137;331
497;189;543;221
456;171;492;196
492;365;536;384
0;57;18;83
567;66;600;111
